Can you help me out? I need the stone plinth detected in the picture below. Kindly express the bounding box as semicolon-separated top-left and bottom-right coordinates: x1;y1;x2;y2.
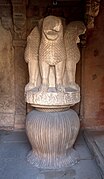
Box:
25;87;80;108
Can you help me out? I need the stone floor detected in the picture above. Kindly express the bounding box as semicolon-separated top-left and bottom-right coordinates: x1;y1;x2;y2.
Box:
84;130;104;178
0;130;102;179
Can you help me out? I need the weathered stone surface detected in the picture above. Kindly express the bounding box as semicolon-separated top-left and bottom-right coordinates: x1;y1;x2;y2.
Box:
0;4;11;17
14;114;26;129
0;131;102;179
11;0;27;129
0;21;14;112
0;20;15;128
85;0;101;29
26;109;80;169
25;16;85;93
82;0;104;128
11;0;26;40
84;130;104;177
14;47;27;114
0;0;27;130
25;16;86;169
25;88;80;108
0;113;14;128
1;17;12;30
0;131;28;143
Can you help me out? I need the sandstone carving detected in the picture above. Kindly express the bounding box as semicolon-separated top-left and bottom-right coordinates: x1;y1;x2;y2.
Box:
26;109;80;169
25;16;86;169
86;0;101;29
25;16;86;93
39;16;66;92
25;26;40;91
64;21;86;90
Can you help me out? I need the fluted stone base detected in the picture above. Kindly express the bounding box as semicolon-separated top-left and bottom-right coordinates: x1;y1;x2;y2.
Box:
26;109;80;169
27;148;79;169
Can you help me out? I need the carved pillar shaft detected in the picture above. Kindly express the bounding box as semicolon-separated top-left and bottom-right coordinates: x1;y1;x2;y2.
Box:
11;0;27;129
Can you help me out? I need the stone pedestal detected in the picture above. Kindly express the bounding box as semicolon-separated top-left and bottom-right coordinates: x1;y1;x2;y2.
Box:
26;109;80;169
25;88;80;169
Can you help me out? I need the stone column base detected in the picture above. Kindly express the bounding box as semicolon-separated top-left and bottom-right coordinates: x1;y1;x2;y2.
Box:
26;109;80;169
27;148;79;169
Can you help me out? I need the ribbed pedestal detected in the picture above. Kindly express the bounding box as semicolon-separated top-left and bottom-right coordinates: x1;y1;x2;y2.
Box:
26;109;80;169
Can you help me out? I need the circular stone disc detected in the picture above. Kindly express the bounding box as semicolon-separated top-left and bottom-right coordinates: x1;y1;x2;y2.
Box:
25;87;80;108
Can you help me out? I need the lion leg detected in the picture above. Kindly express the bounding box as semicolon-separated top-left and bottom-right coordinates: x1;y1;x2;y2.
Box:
39;61;50;92
55;61;65;92
66;61;80;90
25;60;39;91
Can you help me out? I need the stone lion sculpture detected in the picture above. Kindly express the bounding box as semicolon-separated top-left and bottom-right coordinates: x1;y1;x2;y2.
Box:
64;21;86;89
25;16;86;92
25;26;40;91
39;16;66;92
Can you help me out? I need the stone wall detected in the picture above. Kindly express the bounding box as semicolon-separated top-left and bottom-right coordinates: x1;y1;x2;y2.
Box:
12;0;27;129
0;20;15;128
0;1;14;129
82;0;104;129
0;0;27;129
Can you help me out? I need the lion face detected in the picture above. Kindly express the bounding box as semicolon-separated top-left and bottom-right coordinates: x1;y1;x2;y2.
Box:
43;16;62;41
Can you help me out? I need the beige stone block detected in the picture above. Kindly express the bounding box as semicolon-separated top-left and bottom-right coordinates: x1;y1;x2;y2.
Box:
0;20;15;115
0;113;14;128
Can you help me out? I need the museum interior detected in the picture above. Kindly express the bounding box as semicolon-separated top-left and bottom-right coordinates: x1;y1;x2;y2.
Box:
0;0;104;178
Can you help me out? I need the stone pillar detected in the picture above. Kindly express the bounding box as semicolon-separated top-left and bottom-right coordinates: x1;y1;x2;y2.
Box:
0;2;15;129
25;16;86;169
11;0;27;129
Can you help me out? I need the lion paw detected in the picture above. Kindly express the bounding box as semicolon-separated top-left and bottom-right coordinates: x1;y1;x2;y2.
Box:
56;84;65;93
69;82;80;91
25;83;35;92
39;84;49;92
